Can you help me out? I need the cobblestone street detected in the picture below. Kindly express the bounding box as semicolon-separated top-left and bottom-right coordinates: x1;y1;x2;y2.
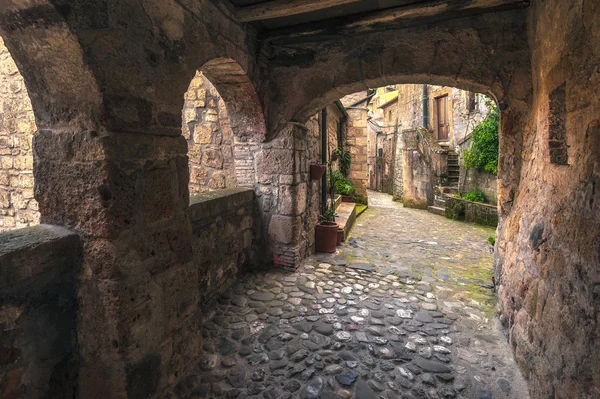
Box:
172;191;529;399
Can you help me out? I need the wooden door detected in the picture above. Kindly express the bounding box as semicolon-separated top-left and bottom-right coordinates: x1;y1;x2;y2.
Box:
436;96;449;141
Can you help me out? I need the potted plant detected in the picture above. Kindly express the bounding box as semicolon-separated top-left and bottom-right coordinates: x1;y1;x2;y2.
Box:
331;170;356;202
315;203;338;253
332;148;351;177
310;163;326;180
337;228;344;245
315;156;339;253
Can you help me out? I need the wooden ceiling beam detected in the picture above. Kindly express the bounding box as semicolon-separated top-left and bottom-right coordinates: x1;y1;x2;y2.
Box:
236;0;364;22
261;0;529;44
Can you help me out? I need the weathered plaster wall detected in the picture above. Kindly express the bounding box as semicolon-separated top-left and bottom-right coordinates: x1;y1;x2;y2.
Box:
495;1;600;397
461;165;498;205
0;37;38;232
0;225;81;399
399;129;433;208
183;72;237;194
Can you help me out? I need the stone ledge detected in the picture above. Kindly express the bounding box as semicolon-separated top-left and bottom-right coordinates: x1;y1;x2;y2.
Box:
188;187;254;222
0;224;80;289
444;195;498;227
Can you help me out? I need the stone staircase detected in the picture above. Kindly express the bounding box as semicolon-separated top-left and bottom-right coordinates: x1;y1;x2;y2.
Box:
428;186;459;216
427;145;460;216
447;151;460;187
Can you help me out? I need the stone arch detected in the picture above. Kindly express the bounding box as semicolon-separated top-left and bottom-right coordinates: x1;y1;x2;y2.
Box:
0;36;39;231
183;72;238;194
200;58;267;143
182;58;268;190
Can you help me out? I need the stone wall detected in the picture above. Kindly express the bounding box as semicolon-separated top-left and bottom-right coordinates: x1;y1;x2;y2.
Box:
495;1;600;397
189;188;259;306
0;225;81;398
444;196;498;227
326;104;342;159
460;164;498;206
257;123;320;271
392;131;404;200
183;72;237;194
0;37;38;232
345;108;369;202
399;129;434;208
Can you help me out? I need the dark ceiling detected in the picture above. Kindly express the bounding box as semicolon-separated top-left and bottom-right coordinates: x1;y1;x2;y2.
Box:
230;0;425;30
227;0;530;44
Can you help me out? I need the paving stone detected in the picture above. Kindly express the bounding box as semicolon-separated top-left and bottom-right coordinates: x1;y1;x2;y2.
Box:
413;358;452;373
251;292;275;301
300;378;323;399
336;370;359;386
347;263;376;272
180;192;530;399
355;379;378;398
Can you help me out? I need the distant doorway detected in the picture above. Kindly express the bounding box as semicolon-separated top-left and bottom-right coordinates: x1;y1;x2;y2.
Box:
436;95;449;141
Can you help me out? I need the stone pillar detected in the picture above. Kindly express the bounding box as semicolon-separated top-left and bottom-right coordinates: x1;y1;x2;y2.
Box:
392;131;404;200
345;108;369;202
400;129;431;209
255;123;317;271
34;129;200;398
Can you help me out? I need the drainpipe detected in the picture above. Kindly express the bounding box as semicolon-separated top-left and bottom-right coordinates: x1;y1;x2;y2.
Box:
375;132;380;192
422;84;429;129
321;108;327;214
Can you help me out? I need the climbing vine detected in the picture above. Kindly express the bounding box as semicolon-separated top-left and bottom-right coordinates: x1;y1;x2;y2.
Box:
464;99;499;175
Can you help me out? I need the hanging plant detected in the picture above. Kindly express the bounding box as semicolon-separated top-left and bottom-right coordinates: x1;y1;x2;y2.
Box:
332;147;351;177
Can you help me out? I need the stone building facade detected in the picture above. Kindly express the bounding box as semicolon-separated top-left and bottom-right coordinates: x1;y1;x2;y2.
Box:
0;37;39;232
391;84;496;205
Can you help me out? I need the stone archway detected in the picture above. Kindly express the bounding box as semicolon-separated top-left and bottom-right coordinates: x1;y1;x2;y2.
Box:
182;58;269;193
0;36;39;231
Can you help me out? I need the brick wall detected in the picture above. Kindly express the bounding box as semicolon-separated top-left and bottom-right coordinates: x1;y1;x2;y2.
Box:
0;37;39;232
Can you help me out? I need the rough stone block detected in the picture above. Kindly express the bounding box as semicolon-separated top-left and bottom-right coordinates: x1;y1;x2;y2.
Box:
268;215;300;244
255;149;295;175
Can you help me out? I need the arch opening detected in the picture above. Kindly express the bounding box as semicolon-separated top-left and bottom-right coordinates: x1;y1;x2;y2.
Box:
0;36;39;232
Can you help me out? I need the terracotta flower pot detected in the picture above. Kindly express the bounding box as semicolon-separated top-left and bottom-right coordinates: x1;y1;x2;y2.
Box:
336;229;344;245
341;195;352;202
315;223;339;253
310;164;326;180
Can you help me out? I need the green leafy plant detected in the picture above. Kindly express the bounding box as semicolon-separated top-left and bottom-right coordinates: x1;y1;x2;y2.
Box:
461;189;486;203
488;235;496;246
320;156;338;225
332;148;351;177
453;189;487;203
464;99;499;175
330;170;355;196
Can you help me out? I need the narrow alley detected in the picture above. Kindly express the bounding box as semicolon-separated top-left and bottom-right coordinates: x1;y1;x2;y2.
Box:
171;192;528;399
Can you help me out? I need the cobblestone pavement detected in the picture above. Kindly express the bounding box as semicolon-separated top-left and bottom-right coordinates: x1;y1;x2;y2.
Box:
169;191;529;399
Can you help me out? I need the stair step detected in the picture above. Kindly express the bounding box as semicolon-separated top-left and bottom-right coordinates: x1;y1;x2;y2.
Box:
434;198;446;208
336;202;357;241
427;206;446;216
